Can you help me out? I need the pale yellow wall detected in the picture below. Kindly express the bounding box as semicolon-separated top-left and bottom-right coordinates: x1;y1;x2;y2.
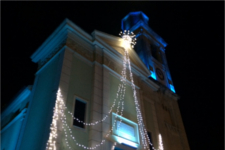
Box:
55;42;189;150
109;74;137;123
59;51;94;150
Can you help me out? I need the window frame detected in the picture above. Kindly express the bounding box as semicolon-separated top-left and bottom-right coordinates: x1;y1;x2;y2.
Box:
72;96;88;130
111;113;140;148
147;131;154;150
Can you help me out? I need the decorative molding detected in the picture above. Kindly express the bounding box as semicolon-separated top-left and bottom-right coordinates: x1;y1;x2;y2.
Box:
31;18;93;64
35;46;66;75
38;39;67;70
65;46;93;67
66;38;94;62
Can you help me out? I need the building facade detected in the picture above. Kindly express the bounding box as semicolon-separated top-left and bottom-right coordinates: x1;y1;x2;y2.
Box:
1;12;189;150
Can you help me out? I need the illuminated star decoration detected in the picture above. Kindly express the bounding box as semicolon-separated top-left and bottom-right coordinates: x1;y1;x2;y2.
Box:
119;30;137;49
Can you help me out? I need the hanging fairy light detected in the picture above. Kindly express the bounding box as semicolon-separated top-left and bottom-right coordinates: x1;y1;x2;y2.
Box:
46;89;65;150
158;134;164;150
65;46;129;127
46;29;163;150
120;30;147;148
66;84;122;126
120;30;161;150
60;85;126;150
55;82;125;150
48;45;128;149
111;142;117;150
59;56;127;149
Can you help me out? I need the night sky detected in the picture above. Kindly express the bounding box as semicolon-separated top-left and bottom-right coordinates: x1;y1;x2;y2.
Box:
2;2;224;150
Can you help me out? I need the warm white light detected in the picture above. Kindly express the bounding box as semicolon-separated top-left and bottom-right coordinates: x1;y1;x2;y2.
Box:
120;30;136;50
123;40;131;49
46;89;65;150
158;134;164;150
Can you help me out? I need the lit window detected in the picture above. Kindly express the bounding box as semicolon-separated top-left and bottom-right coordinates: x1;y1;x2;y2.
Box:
117;121;135;139
112;113;139;148
73;99;86;128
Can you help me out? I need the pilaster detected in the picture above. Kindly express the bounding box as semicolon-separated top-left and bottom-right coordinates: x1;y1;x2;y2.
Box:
88;45;104;150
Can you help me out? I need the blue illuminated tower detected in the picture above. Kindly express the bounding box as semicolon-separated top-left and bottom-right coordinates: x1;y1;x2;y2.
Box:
122;11;175;93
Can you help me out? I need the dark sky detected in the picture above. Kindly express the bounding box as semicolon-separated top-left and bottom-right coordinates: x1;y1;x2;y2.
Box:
2;2;224;150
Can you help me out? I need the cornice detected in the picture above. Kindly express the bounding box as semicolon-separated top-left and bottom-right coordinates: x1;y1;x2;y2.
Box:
30;19;165;95
92;30;121;43
31;19;68;63
31;18;93;64
35;46;66;75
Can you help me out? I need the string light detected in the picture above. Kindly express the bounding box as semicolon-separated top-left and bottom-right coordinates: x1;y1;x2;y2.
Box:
46;29;164;150
59;56;127;149
158;134;164;150
56;82;125;150
46;44;128;149
46;89;65;150
66;84;122;126
119;30;136;49
65;45;129;127
121;30;160;150
111;142;117;150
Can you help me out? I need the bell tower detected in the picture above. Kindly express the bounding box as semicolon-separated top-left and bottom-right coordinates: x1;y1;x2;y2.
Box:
122;11;175;92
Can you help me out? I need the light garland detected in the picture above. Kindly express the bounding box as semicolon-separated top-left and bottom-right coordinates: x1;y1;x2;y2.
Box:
46;89;65;150
111;142;117;150
66;84;122;126
144;128;156;150
65;46;129;127
59;65;127;149
127;55;148;149
46;29;164;150
58;78;126;149
48;45;128;149
121;30;161;150
122;35;148;149
158;134;164;150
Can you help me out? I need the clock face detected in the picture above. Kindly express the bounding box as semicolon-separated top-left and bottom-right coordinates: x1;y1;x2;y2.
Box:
156;68;164;80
